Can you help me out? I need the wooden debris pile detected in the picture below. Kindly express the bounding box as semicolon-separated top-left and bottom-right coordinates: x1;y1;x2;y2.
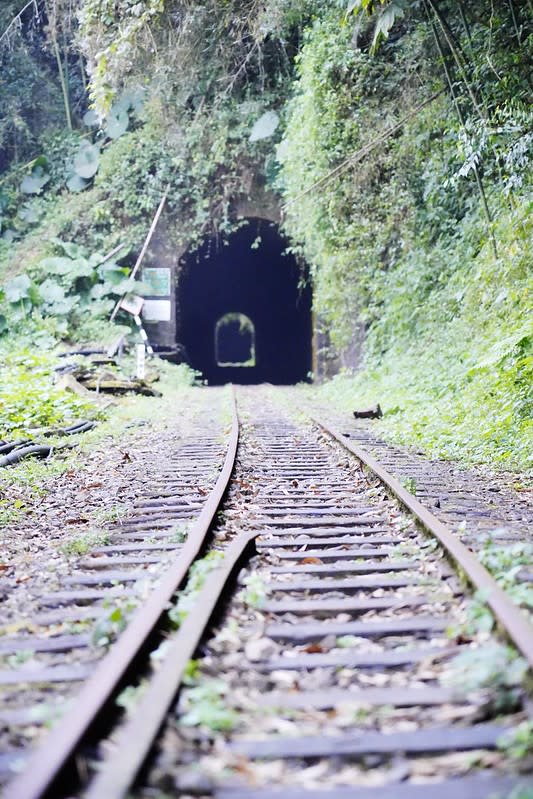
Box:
55;345;162;398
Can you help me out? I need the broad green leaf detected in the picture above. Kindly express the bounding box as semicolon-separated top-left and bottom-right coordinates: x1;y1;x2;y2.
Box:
105;109;130;140
249;111;279;142
371;2;405;52
115;87;146;114
98;264;130;284
83;108;100;127
31;155;49;170
52;296;78;315
38;256;77;275
18;204;40;223
66;173;90;193
74;143;100;179
90;283;108;299
20;166;50;194
51;240;87;260
5;274;32;303
68;259;96;279
39;279;66;305
109;278;149;295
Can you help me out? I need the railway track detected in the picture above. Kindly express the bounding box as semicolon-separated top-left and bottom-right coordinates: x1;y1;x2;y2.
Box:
3;386;533;798
0;388;235;787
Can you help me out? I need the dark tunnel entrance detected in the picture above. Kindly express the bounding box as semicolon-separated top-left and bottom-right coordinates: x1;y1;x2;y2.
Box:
178;220;312;385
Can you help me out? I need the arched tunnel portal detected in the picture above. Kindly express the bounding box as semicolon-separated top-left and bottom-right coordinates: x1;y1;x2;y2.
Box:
178;220;312;385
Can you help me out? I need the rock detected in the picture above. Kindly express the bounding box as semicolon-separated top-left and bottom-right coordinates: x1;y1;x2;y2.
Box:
175;770;214;794
244;637;278;662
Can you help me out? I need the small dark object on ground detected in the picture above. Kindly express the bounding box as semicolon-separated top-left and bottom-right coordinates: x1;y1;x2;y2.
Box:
0;444;53;468
353;404;383;419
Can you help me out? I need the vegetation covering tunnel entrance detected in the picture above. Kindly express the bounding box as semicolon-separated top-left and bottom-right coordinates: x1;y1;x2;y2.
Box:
178;220;312;385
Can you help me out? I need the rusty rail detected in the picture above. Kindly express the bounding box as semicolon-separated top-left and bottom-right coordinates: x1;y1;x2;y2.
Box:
85;531;258;799
313;415;533;668
3;390;239;799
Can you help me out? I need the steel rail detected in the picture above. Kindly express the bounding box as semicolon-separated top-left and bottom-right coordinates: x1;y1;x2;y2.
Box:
85;530;258;799
4;389;240;799
313;415;533;668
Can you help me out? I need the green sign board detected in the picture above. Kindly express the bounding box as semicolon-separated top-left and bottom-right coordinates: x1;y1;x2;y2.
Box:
142;267;171;297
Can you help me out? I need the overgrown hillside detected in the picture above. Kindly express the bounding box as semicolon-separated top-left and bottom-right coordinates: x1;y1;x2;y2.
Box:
276;3;532;470
0;0;531;470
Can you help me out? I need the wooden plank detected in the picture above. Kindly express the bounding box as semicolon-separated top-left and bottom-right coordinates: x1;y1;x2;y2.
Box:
269;561;418;576
251;686;456;709
253;517;386;528
275;548;393;561
77;556;165;569
28;608;104;627
38;588;136;607
125;512;190;524
267;576;423;593
110;519;177;532
133;501;202;511
0;634;91;654
261;527;390;538
227;723;509;759
258;536;397;548
110;530;176;541
61;570;154;586
257;508;378;517
265;616;448;642
215;775;530;799
91;543;182;553
258;489;350;494
261;595;434;615
0;664;93;685
254;645;459;671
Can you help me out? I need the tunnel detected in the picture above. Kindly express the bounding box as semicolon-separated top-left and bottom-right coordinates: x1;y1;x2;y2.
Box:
178;219;312;385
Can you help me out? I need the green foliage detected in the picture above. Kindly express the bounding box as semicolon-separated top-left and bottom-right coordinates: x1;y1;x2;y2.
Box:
20;159;51;195
239;573;269;608
60;530;111;557
0;4;67;169
180;678;239;732
0;346;92;438
168;551;224;627
73;141;100;179
478;539;533;612
279;4;532;471
170;523;189;543
443;643;527;711
92;596;138;646
1;0;531;483
448;590;494;638
1;238;135;343
115;680;147;713
498;722;533;762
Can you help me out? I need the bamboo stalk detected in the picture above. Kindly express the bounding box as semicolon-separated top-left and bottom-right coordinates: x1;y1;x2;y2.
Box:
426;0;486;121
50;27;72;130
424;0;498;258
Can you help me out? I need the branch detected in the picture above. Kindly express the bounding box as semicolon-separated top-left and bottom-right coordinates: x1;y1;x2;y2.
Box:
0;0;40;48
